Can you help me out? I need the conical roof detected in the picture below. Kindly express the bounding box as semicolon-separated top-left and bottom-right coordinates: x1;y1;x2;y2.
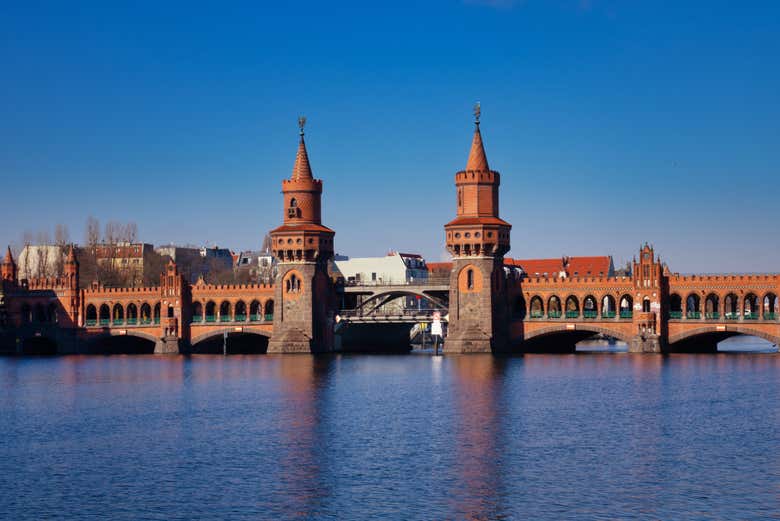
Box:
466;125;490;172
291;135;313;180
2;245;14;265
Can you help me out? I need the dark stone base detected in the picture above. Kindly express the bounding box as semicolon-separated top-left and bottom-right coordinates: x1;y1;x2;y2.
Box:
154;337;180;354
443;336;494;354
629;335;663;353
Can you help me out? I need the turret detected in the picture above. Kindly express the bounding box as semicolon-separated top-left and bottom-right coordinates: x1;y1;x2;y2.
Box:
268;117;337;353
1;246;17;283
443;105;512;353
445;103;511;258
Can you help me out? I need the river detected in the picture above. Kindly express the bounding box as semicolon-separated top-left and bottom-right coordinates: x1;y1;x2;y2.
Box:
1;338;779;519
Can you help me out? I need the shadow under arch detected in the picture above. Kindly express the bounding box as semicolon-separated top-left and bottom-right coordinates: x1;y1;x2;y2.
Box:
190;328;271;354
521;325;632;353
19;335;59;355
84;330;158;354
668;326;780;353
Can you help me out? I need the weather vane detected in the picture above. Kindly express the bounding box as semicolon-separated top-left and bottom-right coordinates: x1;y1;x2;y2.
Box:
473;101;481;126
298;115;306;136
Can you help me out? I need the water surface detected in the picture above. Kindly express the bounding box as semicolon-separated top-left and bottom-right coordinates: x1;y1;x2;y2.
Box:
2;345;780;519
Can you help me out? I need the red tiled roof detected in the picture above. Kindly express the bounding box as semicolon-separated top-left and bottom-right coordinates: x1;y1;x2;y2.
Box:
270;223;334;234
507;256;612;277
567;256;612;276
445;216;511;227
426;262;453;273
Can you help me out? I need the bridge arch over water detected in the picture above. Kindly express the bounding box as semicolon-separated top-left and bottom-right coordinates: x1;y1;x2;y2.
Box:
190;327;271;354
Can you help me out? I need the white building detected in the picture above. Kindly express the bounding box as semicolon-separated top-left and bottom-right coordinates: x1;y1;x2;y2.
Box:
17;245;66;280
333;251;428;285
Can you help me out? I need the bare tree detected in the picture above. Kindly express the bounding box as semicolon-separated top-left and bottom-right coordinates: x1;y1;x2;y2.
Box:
53;224;70;277
35;230;51;279
86;216;100;247
123;222;138;243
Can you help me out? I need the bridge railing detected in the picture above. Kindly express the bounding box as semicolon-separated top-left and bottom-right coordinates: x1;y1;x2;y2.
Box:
341;277;450;288
338;308;446;319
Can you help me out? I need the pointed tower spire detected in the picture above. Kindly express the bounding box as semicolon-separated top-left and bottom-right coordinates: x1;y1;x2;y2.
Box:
3;245;13;266
2;245;17;282
291;115;313;180
466;102;489;172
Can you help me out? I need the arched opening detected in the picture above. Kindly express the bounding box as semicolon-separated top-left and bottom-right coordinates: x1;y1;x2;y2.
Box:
565;296;580;318
99;304;110;326
264;300;274;321
642;298;651;313
87;334;156;355
686;293;701;319
513;295;525;319
140;303;152;324
34;304;46;323
602;295;616;318
21;336;57;355
219;301;232;322
249;300;261;321
167;306;174;319
547;296;561;318
743;293;759;319
112;304;124;325
190;332;269;354
724;293;739;319
523;329;628;353
126;303;138;325
705;294;719;319
583;295;597;319
670;330;779;353
153;303;161;324
619;295;633;319
191;302;203;323
287;198;300;218
669;294;682;318
235;300;247;322
529;296;544;318
205;301;216;322
86;304;98;326
20;303;32;324
764;293;778;320
286;274;301;293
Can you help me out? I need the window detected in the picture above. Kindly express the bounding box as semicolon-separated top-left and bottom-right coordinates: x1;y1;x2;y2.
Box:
466;269;474;290
371;272;377;281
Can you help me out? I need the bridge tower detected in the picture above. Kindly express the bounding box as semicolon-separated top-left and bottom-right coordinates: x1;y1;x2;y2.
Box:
156;259;185;354
443;106;512;353
63;246;80;326
629;243;666;353
268;118;336;353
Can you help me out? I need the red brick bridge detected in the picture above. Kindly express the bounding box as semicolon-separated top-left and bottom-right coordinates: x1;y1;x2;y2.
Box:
1;114;777;354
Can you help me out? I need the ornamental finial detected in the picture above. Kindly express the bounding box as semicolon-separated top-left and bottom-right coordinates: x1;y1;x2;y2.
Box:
298;115;306;136
473;101;481;126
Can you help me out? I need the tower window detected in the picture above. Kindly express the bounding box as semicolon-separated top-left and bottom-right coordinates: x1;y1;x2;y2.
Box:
467;269;474;290
288;198;300;218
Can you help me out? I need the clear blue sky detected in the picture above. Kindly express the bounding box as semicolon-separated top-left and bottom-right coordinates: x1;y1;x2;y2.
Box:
1;1;778;273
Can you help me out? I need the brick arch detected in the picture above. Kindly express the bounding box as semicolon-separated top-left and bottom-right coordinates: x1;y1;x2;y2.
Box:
86;329;160;345
669;326;780;346
457;264;483;293
190;327;272;346
524;324;633;343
